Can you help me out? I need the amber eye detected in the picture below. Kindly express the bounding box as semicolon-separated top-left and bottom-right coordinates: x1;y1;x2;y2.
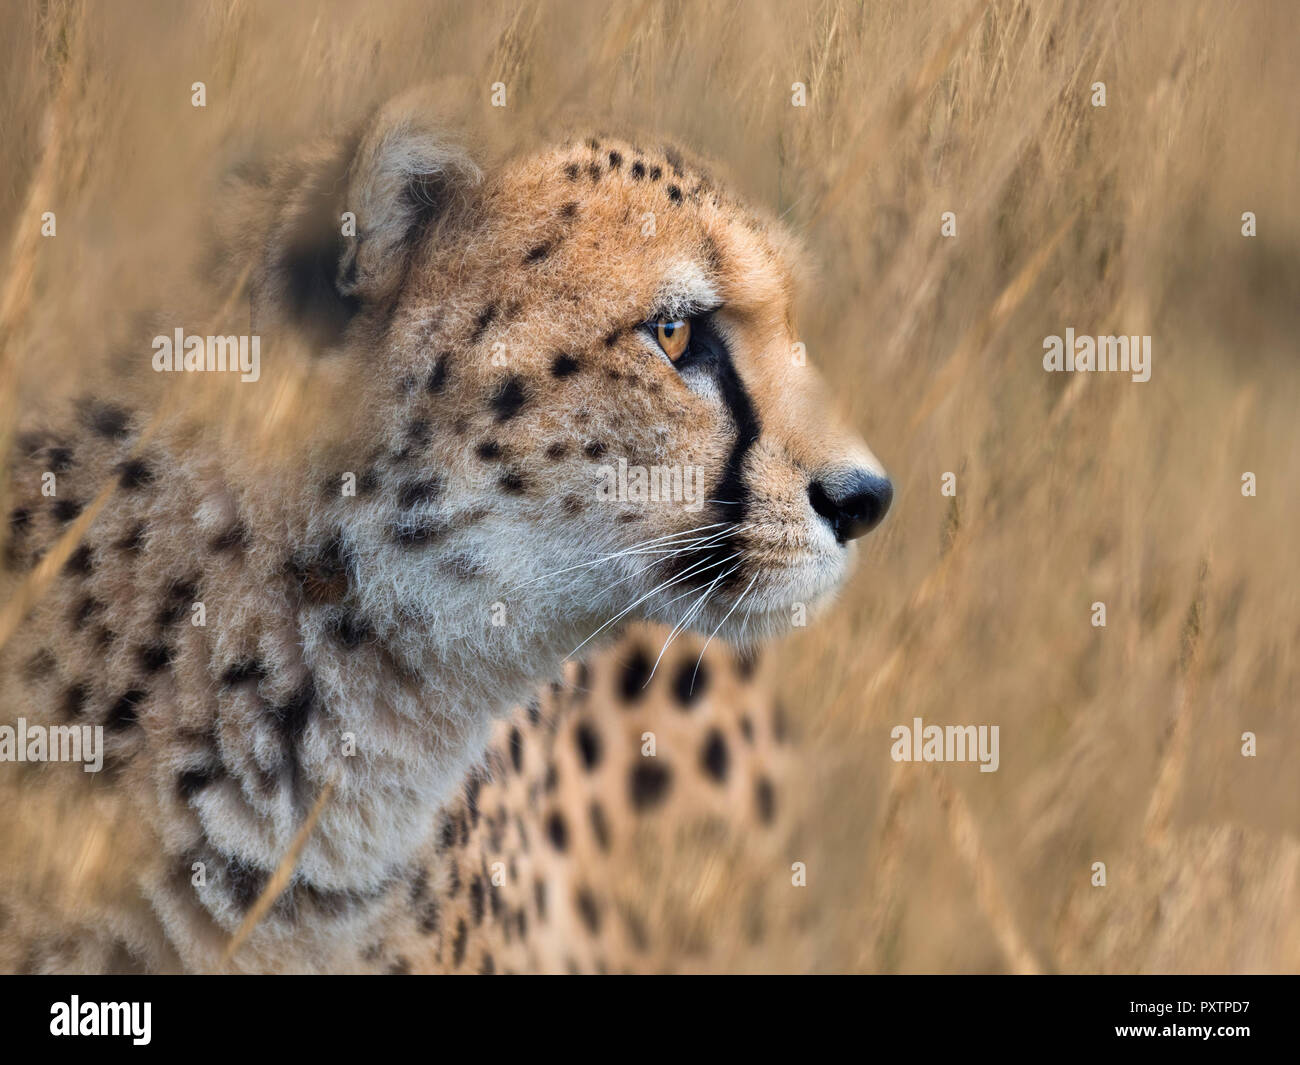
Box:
655;319;691;361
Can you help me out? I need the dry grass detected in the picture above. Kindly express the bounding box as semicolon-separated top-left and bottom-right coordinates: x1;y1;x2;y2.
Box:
1;0;1297;972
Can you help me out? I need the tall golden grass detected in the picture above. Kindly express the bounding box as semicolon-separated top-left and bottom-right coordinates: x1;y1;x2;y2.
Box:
1;0;1297;972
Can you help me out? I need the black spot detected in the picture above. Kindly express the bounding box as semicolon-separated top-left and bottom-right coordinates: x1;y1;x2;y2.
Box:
398;478;442;508
589;801;610;851
509;727;524;773
46;447;74;472
524;242;552;264
116;459;154;490
210;523;249;552
117;522;146;554
478;953;495;975
8;507;31;533
221;659;267;686
178;766;218;799
575;888;601;934
419;900;440;935
391;520;449;547
666;184;683;203
564;162;580;181
270;678;315;747
451;919;468;967
619;645;652;703
225;856;269;912
63;544;94;576
756;777;777;824
21;649;56;682
629;763;671;810
583;440;606;459
404;417;433;451
739;714;754;743
574;721;602;770
106;689;147;731
648;164;663;181
426;353;450;393
470;875;485;925
137;643;174;674
156;578;199;626
327;610;372;648
62;682;91;721
470;303;497;342
586;161;602;181
546;811;569;852
602;329;622;348
498;471;527;494
631;161;646;180
534;878;547;919
475;440;501;460
701;729;729;783
490;376;529;421
550;353;579;378
51;498;83;522
559;201;579;219
735;647;760;679
86;403;131;439
672;658;708;707
545;442;570;460
525;697;541;726
608;150;623;169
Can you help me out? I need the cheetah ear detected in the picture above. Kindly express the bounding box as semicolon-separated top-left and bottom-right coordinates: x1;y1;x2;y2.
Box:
252;89;481;349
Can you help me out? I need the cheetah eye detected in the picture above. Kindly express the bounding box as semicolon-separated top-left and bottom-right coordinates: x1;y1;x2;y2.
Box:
651;318;691;362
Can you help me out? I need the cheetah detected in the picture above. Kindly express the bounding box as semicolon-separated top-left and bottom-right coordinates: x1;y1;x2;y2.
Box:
0;88;891;973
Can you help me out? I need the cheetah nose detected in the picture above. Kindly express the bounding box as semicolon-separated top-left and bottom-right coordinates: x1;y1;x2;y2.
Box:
808;469;893;544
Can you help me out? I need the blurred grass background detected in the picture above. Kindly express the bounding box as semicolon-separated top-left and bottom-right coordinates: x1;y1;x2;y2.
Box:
1;0;1297;972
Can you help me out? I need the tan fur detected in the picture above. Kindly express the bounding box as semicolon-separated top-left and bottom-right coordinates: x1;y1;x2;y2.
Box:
0;92;883;973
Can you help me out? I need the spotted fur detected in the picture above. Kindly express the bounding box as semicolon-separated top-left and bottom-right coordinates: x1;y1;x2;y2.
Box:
0;88;886;973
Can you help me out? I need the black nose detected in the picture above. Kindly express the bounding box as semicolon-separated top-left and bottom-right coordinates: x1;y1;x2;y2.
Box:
808;470;893;544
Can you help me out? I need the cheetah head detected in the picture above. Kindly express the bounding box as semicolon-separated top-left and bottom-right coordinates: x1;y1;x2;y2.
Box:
235;89;891;662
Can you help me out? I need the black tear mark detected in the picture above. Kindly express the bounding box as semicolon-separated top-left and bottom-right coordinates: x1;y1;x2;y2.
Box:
490;376;529;421
470;304;497;343
550;354;579;378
